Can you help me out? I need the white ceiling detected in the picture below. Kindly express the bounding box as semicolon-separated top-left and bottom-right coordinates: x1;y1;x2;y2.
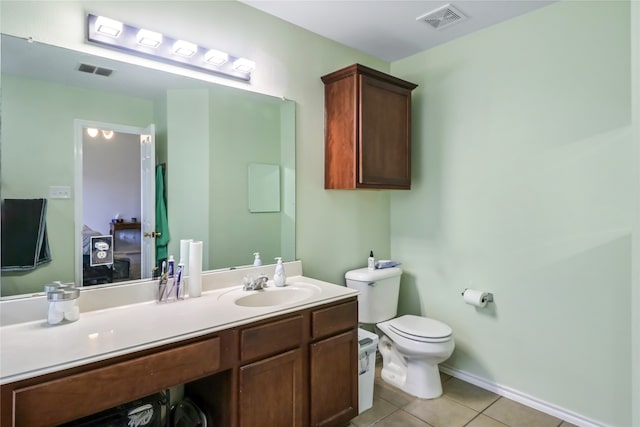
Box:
239;0;556;62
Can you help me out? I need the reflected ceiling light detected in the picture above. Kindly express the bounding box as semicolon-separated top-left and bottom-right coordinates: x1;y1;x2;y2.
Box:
102;130;114;140
205;49;229;66
95;16;123;38
86;14;255;81
172;40;197;57
136;29;163;48
233;58;256;73
86;128;99;137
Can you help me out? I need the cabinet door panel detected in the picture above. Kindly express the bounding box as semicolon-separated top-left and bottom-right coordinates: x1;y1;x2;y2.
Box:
239;348;304;427
310;330;358;427
360;75;412;188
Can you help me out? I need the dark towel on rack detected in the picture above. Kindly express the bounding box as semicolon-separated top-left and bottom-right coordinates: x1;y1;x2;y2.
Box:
1;198;52;271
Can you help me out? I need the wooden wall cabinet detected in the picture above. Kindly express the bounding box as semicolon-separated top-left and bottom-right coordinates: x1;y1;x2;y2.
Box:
0;298;358;427
322;64;418;190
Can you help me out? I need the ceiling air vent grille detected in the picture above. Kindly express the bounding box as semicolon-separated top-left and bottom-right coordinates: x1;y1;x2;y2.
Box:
78;63;114;77
417;4;467;30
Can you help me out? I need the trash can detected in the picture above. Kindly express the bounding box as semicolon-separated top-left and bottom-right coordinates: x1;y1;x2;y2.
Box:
358;328;379;414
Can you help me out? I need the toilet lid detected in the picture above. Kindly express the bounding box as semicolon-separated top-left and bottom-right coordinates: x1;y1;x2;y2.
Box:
388;315;452;342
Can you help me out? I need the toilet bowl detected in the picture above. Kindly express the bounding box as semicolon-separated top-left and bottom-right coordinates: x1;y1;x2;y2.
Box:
345;267;454;400
376;315;454;399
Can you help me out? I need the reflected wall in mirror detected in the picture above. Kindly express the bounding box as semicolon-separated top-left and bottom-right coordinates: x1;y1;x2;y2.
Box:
0;34;296;298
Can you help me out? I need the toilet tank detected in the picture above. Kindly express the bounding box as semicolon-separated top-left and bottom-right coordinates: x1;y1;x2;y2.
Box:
345;267;402;324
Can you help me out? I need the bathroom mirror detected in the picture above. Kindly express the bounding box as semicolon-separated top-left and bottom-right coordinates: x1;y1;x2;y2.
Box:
0;34;296;298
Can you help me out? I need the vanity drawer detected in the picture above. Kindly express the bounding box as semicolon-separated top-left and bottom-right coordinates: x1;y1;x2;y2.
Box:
240;315;303;362
12;337;220;427
311;299;358;339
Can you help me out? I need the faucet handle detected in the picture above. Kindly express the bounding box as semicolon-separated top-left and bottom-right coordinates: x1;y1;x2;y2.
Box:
255;274;268;289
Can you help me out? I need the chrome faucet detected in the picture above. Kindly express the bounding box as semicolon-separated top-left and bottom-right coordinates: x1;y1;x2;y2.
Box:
242;274;269;291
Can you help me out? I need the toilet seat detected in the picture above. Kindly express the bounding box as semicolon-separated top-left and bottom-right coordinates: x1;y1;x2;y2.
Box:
388;315;452;343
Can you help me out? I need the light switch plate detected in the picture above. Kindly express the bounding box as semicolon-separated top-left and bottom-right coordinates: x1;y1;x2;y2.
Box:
49;185;72;199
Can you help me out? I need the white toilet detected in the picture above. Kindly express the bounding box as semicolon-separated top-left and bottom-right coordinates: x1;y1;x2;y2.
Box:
346;267;454;399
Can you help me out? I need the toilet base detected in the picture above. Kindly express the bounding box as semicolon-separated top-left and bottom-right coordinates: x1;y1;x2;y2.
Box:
381;358;443;399
378;335;446;399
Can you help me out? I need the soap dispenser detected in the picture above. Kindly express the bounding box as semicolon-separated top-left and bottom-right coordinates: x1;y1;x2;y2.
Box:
253;252;262;266
273;257;286;287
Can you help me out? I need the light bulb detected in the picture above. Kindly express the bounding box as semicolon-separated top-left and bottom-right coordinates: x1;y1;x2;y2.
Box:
87;128;99;138
233;58;255;73
95;16;123;38
102;130;114;140
172;40;197;57
205;49;228;66
137;29;162;48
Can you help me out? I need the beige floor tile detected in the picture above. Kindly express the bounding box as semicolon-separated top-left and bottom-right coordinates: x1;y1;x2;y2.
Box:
375;382;416;408
483;398;561;427
443;378;500;412
404;396;478;427
351;397;398;427
373;409;433;427
465;414;509;427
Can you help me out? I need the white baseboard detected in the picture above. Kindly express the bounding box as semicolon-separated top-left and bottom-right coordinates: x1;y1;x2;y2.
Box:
439;364;606;427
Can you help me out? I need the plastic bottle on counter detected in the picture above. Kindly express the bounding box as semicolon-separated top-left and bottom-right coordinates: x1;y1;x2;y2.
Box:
273;257;286;287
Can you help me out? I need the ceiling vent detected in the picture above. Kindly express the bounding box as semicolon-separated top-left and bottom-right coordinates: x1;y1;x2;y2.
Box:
417;4;467;30
78;63;114;77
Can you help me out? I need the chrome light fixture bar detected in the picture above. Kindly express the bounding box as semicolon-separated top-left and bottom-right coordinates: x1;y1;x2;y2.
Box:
87;14;255;81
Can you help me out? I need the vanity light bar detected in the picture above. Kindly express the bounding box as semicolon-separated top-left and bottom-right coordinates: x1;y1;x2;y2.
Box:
87;14;255;81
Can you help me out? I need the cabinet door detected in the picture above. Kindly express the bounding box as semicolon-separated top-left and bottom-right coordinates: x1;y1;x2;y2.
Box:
238;348;304;427
310;330;358;427
359;74;412;189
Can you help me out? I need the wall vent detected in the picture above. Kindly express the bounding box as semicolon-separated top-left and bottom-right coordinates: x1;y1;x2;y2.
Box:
416;4;467;30
78;63;114;77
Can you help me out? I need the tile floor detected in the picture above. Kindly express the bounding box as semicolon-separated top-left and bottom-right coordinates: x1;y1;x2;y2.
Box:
349;363;578;427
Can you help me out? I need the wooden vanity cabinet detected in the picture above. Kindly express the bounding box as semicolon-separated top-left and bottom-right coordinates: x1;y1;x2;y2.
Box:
310;300;359;427
0;331;235;427
0;297;358;427
238;315;305;427
235;300;359;427
322;64;417;190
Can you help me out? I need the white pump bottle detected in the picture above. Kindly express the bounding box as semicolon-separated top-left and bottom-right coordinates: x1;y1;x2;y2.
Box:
253;252;262;266
273;257;286;287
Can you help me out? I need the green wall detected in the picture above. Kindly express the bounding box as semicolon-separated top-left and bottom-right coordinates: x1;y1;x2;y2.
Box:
2;1;637;425
164;88;290;269
208;88;284;268
1;74;153;296
391;1;633;425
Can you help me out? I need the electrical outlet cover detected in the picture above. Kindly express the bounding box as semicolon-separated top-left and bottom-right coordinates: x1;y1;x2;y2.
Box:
49;185;72;199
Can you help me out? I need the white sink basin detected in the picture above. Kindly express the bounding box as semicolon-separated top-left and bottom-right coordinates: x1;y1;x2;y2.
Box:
218;282;322;308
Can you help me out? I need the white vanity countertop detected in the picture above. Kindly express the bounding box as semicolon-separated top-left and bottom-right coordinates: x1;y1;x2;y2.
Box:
0;268;358;385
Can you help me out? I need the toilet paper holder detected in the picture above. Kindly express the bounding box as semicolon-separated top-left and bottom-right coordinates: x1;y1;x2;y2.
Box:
461;289;494;304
